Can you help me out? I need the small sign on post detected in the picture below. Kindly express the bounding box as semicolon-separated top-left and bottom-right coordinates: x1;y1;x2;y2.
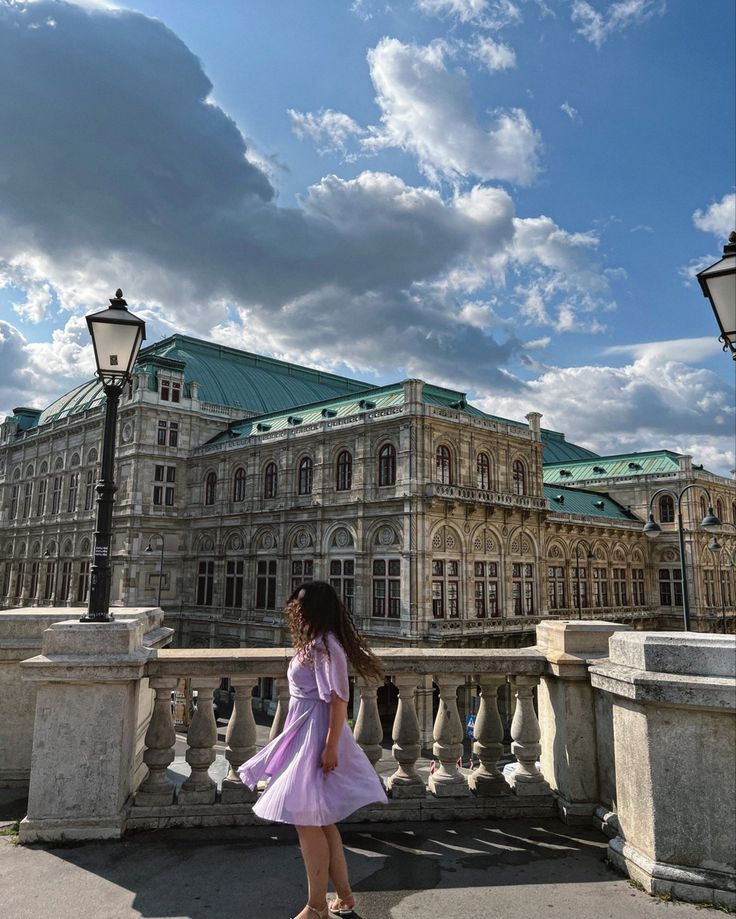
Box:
466;713;476;741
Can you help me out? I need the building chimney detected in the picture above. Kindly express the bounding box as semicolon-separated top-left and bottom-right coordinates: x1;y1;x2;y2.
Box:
525;411;542;440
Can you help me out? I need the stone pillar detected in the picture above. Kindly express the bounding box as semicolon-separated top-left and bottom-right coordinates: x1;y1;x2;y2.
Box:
221;676;258;804
19;609;170;842
590;632;736;910
386;673;425;798
414;673;435;747
354;678;383;777
504;674;550;796
134;676;177;806
536;619;629;823
428;675;469;797
468;674;508;796
178;676;219;805
269;677;290;740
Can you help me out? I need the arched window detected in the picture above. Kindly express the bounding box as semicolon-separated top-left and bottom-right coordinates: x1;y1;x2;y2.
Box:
512;459;526;496
298;457;313;495
659;494;675;524
378;444;396;486
336;451;352;491
232;467;246;502
204;471;217;506
264;462;278;499
716;499;724;523
436;445;452;484
477;452;490;490
700;496;707;521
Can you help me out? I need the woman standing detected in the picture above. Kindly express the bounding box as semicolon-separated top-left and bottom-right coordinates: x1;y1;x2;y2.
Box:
238;580;388;919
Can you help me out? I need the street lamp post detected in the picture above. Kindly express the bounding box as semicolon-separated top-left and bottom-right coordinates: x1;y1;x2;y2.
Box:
572;538;594;620
145;534;165;608
642;485;720;631
82;290;146;623
697;230;736;359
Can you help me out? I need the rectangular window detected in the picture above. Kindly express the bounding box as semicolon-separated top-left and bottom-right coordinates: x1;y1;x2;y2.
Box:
256;560;277;609
704;570;716;608
632;568;645;606
474;560;499;617
432;579;444;619
153;486;163;506
291;559;314;594
10;485;19;520
16;562;25;597
573;567;589;609
160;379;170;401
2;564;11;598
154;465;164;482
157;421;167;445
329;559;354;612
225;560;244;608
659;570;672;607
612;568;627;606
171;382;181;403
67;473;78;513
36;479;47;517
84;471;94;511
77;561;90;603
512;563;534;615
169;422;179;447
547;565;566;611
721;571;733;608
593;568;609;608
165;486;175;506
43;562;56;600
372;559;400;618
51;476;62;515
166;467;176;482
196;560;214;606
22;482;33;518
431;559;460;618
59;561;71;603
29;561;39;598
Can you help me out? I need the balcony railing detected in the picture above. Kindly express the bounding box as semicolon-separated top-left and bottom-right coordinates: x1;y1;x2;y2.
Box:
128;647;552;828
425;482;548;511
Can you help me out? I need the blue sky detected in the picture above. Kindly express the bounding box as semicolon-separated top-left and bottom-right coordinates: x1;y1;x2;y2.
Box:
0;0;734;471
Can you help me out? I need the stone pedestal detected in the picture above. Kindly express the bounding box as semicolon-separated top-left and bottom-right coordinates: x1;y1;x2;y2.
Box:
536;619;629;823
590;632;736;910
18;609;169;842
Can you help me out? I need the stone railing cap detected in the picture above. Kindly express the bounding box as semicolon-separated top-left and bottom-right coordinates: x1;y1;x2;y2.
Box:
536;619;630;657
607;631;736;678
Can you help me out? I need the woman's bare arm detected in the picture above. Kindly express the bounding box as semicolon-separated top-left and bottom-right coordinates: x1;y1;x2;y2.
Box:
321;691;348;772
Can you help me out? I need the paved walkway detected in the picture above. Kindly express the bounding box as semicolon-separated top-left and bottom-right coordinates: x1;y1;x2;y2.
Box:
0;817;726;919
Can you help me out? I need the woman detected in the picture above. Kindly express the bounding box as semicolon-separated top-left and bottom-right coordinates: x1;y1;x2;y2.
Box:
238;580;388;919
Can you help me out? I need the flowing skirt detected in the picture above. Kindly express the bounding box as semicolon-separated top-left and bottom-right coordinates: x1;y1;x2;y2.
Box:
238;697;388;826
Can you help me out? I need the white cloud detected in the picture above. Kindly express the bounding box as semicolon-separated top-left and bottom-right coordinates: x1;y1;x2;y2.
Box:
571;0;666;48
692;193;736;240
468;35;517;71
416;0;522;29
560;101;581;122
603;336;723;364
365;37;540;184
288;108;365;155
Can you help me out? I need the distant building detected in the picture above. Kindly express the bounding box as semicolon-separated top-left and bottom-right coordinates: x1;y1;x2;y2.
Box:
1;335;734;648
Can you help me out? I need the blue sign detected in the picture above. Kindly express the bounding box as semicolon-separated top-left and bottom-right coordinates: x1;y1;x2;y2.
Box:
466;714;476;741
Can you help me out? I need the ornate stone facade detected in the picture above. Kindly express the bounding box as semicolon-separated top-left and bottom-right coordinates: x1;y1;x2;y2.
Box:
1;335;734;646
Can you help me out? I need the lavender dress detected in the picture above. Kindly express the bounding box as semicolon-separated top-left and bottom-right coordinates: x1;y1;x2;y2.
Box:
237;632;388;826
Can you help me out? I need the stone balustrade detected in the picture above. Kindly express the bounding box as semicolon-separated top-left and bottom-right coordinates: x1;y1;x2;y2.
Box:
125;646;553;830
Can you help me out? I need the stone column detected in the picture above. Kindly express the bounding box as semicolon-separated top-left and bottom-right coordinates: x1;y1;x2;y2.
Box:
386;673;425;798
414;673;435;746
221;676;258;803
590;632;736;909
428;675;468;797
19;609;168;842
134;676;177;806
269;677;290;740
178;676;219;805
535;619;629;823
353;678;383;777
468;674;508;796
504;675;550;796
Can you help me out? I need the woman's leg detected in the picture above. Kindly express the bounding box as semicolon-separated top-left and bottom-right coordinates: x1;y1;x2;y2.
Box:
295;825;330;917
322;824;354;908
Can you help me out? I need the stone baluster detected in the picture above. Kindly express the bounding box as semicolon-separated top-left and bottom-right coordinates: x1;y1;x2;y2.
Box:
268;678;290;741
468;674;508;796
134;677;178;806
428;676;469;797
505;674;550;795
221;676;258;803
353;678;383;777
386;673;425;798
178;676;219;805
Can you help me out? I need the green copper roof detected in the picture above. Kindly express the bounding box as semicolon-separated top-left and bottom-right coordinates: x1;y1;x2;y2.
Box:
544;484;639;520
544;451;682;484
140;335;374;414
37;379;105;426
540;430;599;464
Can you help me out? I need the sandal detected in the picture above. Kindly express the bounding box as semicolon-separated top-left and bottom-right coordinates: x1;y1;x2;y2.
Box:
328;896;356;917
291;906;328;919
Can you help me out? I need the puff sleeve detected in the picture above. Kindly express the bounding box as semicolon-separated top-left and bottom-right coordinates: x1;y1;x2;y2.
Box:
313;633;350;703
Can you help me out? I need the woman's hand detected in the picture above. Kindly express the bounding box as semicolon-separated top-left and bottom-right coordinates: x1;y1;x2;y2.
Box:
321;743;338;773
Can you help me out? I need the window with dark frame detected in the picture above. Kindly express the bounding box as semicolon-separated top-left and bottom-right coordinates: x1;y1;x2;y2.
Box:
336;451;352;491
10;484;18;520
329;558;354;611
372;558;400;617
291;559;314;593
36;479;47;517
77;560;90;603
2;564;11;598
593;567;609;607
474;560;499;617
436;446;452;484
298;457;313;495
612;568;628;606
157;421;167;445
67;472;78;512
225;560;244;608
204;471;217;505
43;561;56;600
160;379;170;401
171;381;181;403
512;459;526;496
84;470;94;510
22;482;32;518
632;568;645;605
477;453;490;490
256;560;277;608
431;559;459;618
29;561;39;598
51;476;62;515
704;570;716;607
233;467;246;502
264;462;278;499
659;494;675;524
196;560;214;606
16;562;25;598
512;563;534;614
547;565;566;611
59;561;71;602
378;444;396;486
169;422;179;447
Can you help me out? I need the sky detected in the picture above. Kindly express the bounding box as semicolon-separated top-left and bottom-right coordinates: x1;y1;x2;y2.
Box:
0;0;735;473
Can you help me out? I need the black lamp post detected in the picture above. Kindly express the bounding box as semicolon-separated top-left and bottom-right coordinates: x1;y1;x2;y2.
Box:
643;485;720;631
572;538;594;620
145;533;165;608
81;290;146;623
696;230;736;358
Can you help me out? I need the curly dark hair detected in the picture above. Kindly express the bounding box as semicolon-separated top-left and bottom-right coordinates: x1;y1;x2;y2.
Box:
284;580;383;683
